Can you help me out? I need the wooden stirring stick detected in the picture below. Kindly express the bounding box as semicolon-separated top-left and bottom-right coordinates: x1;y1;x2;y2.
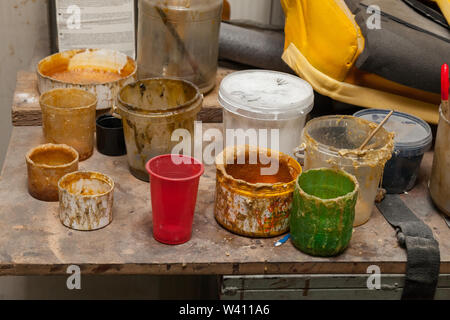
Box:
359;110;394;151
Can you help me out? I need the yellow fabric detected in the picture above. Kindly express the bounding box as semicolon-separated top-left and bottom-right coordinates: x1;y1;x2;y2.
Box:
281;0;365;81
433;0;450;26
282;44;439;124
281;0;440;124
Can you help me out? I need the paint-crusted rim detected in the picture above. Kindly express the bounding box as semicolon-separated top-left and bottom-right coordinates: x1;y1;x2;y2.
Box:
215;145;302;190
117;78;203;118
37;49;137;86
58;171;115;198
303;115;394;160
26;143;79;169
295;167;359;204
39;88;98;111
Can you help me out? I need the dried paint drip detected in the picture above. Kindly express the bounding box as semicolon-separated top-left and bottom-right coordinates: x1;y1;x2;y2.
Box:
58;171;114;231
26;144;79;202
214;145;302;238
37;49;137;111
291;168;359;257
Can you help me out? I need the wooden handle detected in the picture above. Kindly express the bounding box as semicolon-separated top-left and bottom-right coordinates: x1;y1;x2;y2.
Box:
443;100;449;120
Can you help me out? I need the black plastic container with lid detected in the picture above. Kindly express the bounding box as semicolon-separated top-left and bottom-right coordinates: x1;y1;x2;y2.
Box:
354;109;432;194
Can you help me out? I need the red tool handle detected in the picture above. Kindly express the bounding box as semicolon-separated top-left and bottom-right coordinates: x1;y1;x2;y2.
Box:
442;64;449;101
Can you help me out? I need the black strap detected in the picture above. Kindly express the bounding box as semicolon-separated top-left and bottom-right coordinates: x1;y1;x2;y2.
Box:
376;195;440;300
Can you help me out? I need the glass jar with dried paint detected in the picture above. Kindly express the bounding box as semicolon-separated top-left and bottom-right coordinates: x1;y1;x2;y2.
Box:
137;0;223;93
40;88;97;161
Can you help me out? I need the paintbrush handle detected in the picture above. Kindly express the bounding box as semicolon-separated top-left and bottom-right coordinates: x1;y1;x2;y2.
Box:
441;64;449;119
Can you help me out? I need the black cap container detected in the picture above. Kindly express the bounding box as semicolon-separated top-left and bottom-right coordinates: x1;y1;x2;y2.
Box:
96;114;127;156
354;109;432;194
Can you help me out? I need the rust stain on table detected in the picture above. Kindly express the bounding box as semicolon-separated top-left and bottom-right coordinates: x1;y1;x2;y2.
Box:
0;126;449;276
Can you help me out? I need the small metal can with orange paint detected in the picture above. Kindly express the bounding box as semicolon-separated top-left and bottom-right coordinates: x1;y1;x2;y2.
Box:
214;145;302;238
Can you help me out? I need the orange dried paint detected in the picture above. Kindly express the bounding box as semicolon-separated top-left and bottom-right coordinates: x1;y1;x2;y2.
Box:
49;69;123;85
215;145;302;237
226;162;294;184
30;149;77;166
60;172;112;196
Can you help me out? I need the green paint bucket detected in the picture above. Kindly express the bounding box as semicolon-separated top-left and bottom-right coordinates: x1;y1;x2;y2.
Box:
290;168;359;257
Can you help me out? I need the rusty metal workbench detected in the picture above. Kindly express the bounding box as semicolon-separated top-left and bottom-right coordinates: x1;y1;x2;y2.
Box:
1;71;450;279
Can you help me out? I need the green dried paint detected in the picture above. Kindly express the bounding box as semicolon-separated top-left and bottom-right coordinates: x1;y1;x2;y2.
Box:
290;168;359;257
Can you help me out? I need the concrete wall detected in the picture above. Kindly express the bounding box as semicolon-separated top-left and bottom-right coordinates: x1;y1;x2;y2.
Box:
0;0;51;168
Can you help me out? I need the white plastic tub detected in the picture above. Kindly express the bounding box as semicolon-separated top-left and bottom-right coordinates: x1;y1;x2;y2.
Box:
219;70;314;157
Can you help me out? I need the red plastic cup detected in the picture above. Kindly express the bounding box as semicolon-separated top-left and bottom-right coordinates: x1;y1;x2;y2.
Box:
146;154;204;245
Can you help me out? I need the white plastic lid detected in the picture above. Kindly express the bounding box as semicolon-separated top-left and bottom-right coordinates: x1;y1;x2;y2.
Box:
354;109;432;156
218;70;314;120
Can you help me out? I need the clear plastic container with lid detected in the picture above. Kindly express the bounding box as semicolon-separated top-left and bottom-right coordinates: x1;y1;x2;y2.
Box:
354;109;432;194
219;70;314;157
299;115;394;226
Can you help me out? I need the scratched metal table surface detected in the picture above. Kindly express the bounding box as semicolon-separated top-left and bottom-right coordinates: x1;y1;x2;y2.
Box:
0;125;449;276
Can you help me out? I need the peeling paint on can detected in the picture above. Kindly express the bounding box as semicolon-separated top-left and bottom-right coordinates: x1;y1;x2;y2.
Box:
214;145;302;238
58;171;114;231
